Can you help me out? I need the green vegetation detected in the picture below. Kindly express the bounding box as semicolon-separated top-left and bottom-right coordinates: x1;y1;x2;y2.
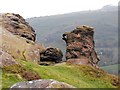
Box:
2;60;118;88
2;72;24;88
2;60;40;88
2;64;25;88
0;69;2;89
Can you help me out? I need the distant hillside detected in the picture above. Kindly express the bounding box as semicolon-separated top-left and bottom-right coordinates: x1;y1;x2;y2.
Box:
101;64;120;75
26;5;118;66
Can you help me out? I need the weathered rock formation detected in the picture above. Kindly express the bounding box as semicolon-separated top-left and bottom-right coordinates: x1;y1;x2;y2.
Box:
0;13;63;65
1;13;36;41
0;50;19;68
0;13;43;82
10;79;75;89
0;13;45;64
62;25;100;66
40;47;63;65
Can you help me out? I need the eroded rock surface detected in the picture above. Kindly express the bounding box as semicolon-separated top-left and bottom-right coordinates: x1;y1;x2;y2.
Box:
1;13;36;41
0;13;45;64
1;27;45;64
40;47;63;65
0;50;19;68
10;79;75;89
62;25;100;65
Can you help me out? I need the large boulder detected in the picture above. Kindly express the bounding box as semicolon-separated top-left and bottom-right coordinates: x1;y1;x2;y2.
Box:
0;13;45;64
1;13;36;41
40;47;63;65
0;50;19;68
1;27;45;64
62;25;100;66
23;43;46;64
10;79;75;89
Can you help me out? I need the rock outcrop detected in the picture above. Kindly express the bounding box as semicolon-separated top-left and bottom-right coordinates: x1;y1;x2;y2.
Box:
0;13;42;81
10;79;75;89
62;25;100;66
0;13;45;64
1;25;45;64
0;50;19;68
0;13;63;65
40;47;63;65
1;13;36;41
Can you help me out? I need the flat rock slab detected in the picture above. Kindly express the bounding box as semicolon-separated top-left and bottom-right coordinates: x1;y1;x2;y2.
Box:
10;79;75;89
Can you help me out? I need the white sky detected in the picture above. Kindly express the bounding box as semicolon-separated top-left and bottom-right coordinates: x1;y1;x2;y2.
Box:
0;0;119;18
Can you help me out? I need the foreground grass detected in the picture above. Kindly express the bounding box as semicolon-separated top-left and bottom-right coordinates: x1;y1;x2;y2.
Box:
20;61;117;88
2;72;24;88
2;60;118;88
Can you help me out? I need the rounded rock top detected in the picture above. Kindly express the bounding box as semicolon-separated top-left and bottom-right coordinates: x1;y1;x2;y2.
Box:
76;25;94;31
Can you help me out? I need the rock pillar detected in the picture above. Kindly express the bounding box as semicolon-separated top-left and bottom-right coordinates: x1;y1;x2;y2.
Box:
62;25;99;65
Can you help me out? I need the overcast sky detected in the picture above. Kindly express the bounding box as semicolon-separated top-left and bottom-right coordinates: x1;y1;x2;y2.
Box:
0;0;119;18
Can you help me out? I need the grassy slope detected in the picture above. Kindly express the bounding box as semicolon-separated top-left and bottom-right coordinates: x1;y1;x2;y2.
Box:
2;72;24;88
2;60;118;88
0;69;2;89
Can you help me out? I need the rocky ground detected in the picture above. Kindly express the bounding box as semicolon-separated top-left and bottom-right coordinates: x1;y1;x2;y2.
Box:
0;13;74;89
0;13;119;89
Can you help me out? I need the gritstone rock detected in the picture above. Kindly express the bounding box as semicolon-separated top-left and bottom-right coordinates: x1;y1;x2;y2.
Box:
0;50;19;68
62;25;100;66
10;79;75;89
1;13;36;41
40;47;63;65
0;13;45;64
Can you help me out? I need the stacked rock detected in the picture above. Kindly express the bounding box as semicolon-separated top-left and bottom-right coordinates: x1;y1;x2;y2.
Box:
62;25;100;65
